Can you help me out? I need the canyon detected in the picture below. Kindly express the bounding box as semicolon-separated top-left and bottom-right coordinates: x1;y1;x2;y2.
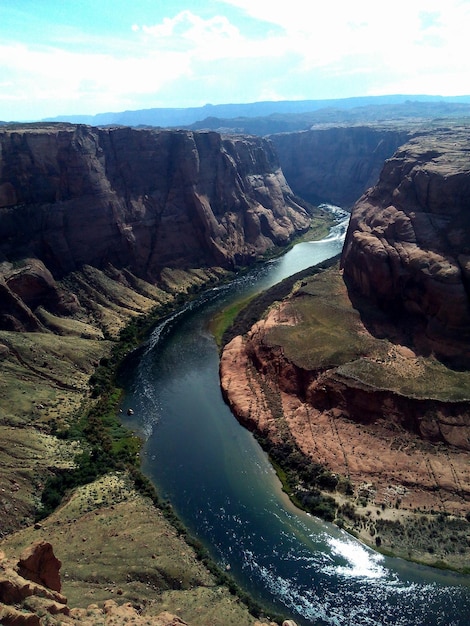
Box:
0;124;311;333
220;125;470;570
0;123;313;626
270;125;415;207
1;119;470;624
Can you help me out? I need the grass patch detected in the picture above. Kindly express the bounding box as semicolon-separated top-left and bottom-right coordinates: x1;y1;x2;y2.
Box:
267;296;377;369
221;255;341;348
374;515;470;569
337;357;470;401
210;294;257;347
262;267;470;401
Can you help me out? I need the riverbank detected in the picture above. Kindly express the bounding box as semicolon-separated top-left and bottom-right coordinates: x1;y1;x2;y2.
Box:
0;261;285;625
3;223;345;625
220;262;470;574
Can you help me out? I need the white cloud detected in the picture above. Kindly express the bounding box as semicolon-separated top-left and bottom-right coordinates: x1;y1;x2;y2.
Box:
216;0;470;88
138;10;243;60
0;39;192;119
0;0;468;120
134;9;285;62
141;10;239;42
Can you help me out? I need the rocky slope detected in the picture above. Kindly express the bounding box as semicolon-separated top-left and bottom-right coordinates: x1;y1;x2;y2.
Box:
0;122;311;539
341;126;470;366
220;126;470;570
0;540;185;625
270;125;414;207
0;123;310;626
1;473;294;626
220;265;470;569
0;123;310;333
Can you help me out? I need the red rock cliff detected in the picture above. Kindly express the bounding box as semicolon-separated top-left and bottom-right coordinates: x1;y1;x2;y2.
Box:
341;127;470;365
0;124;310;331
270;126;413;207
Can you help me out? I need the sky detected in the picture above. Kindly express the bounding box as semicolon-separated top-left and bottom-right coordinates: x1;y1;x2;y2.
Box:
1;0;469;121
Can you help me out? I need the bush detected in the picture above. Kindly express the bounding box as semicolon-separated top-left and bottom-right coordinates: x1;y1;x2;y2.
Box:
297;490;336;521
317;471;339;491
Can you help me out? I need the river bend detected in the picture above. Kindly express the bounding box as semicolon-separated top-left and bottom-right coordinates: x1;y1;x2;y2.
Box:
122;209;470;626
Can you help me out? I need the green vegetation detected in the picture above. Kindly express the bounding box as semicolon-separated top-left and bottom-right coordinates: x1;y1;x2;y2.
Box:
37;297;185;519
337;356;470;401
35;268;294;622
256;432;338;523
299;208;338;241
263;267;470;401
267;294;377;370
221;254;341;348
212;212;341;348
38;388;140;519
210;294;257;347
36;296;187;519
374;515;470;573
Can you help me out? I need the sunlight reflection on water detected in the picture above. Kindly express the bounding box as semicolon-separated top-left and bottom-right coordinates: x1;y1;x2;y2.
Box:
122;207;470;626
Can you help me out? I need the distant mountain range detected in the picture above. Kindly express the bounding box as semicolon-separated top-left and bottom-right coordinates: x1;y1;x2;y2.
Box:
1;95;469;133
36;94;470;132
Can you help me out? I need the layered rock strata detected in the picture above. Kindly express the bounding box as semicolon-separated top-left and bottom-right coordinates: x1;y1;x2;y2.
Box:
0;123;310;332
220;127;470;568
341;127;470;366
270;125;413;207
220;267;470;568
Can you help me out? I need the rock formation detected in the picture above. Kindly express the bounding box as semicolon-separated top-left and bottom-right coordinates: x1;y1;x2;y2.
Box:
220;126;470;569
341;126;470;366
270;125;414;207
17;540;62;593
0;123;310;332
0;541;190;625
0;537;290;626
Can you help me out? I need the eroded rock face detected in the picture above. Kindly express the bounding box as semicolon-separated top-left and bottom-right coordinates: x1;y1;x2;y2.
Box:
0;543;190;625
17;541;62;593
0;124;310;331
341;127;470;365
219;267;470;568
0;124;309;275
270;126;413;207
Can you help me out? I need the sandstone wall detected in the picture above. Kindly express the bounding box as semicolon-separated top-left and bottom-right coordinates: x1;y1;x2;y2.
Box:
0;124;310;331
270;126;413;207
341;127;470;365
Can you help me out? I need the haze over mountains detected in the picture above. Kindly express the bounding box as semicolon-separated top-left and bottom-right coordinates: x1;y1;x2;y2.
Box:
32;94;470;132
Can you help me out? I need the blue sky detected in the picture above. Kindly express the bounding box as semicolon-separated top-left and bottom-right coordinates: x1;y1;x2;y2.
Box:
1;0;469;121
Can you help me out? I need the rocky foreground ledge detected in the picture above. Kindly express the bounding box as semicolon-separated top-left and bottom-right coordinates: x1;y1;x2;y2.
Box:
1;539;295;626
0;540;185;625
220;127;470;571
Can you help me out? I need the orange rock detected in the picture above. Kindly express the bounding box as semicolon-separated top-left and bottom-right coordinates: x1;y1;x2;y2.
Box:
17;540;62;593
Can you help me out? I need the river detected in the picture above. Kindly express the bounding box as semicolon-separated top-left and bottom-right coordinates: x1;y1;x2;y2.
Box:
121;207;470;626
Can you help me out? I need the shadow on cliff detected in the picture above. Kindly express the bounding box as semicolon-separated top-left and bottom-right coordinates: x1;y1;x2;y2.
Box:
341;273;470;371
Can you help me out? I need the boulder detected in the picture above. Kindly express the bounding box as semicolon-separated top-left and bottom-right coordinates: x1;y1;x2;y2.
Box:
17;540;62;593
